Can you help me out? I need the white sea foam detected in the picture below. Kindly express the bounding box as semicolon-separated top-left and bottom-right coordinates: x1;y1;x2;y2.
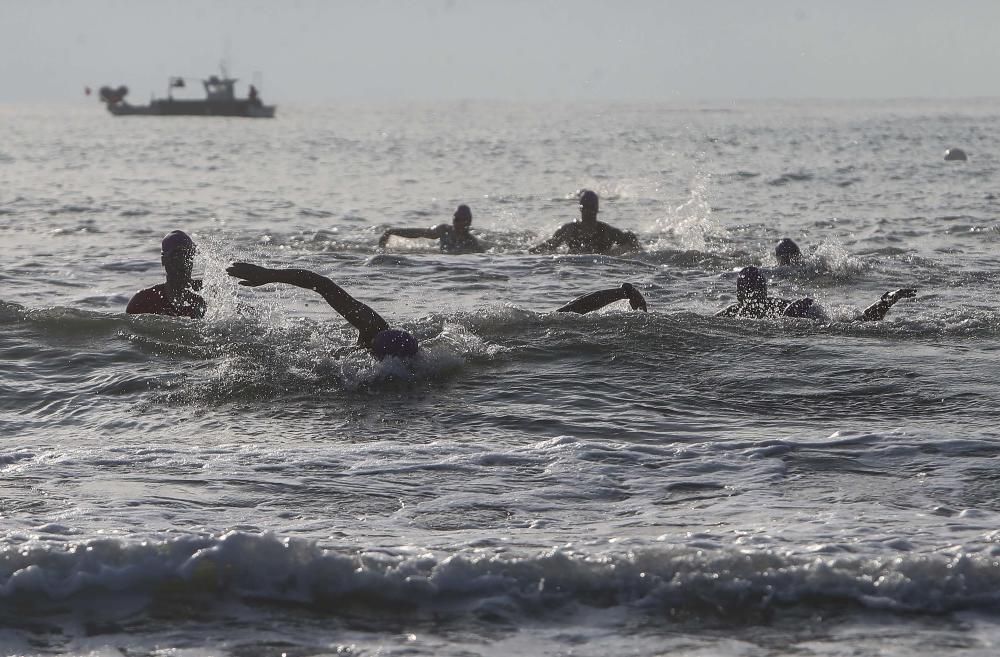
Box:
4;532;1000;619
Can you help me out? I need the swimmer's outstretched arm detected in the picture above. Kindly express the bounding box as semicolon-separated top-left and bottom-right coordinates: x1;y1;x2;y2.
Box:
859;288;917;322
378;225;445;247
528;240;557;254
556;283;647;314
227;263;389;344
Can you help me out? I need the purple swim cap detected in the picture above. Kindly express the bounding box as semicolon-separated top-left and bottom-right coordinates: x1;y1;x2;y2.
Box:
161;230;195;255
372;329;419;360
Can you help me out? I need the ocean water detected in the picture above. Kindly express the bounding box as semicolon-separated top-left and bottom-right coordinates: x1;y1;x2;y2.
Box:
2;98;1000;656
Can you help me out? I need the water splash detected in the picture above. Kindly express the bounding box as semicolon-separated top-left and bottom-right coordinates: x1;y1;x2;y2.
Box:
810;239;871;277
649;172;727;252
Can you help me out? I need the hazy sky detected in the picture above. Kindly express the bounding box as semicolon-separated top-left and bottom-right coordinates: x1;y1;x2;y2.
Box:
3;0;999;102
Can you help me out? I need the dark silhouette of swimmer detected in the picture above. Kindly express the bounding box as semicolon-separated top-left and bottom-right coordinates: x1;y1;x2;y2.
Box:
379;204;483;253
557;283;647;314
126;230;206;319
530;190;641;255
944;148;967;161
717;266;915;321
775;238;803;266
226;263;419;359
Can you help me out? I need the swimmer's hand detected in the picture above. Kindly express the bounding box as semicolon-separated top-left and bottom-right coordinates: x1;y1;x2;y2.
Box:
860;288;917;321
621;283;647;312
226;262;278;287
883;288;917;303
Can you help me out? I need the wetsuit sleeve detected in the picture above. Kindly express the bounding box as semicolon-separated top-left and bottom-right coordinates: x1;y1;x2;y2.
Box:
379;225;445;246
611;227;642;251
782;298;817;318
227;263;390;346
186;293;208;319
557;283;647;314
716;304;739;317
859;289;916;321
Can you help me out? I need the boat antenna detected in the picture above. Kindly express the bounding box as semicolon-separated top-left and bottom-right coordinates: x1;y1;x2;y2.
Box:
221;36;232;79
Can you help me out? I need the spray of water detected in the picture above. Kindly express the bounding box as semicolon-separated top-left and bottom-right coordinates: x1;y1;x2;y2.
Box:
649;171;727;252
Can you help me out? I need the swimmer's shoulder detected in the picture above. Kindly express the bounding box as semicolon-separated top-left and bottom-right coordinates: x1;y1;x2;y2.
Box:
126;284;169;314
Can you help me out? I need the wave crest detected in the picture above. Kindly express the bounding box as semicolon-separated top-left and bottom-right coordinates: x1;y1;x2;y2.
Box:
4;532;1000;621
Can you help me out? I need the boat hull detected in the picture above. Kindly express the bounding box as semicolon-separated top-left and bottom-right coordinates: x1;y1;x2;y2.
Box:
107;99;275;118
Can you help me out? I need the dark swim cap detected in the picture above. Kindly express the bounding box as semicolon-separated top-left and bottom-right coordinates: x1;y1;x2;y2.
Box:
372;329;419;360
775;238;801;264
736;266;767;301
161;230;195;255
454;204;472;223
579;189;599;211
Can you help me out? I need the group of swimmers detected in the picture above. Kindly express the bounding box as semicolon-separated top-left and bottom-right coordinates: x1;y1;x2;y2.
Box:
376;189;641;256
127;190;917;360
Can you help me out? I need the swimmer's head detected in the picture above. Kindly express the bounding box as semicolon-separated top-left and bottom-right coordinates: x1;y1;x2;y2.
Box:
775;238;802;266
372;329;419;360
161;230;196;279
161;230;195;256
579;189;599;213
944;147;967;161
736;266;767;304
160;230;195;255
453;204;472;230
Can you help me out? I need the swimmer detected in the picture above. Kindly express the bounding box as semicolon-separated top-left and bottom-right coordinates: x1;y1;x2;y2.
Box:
379;204;484;254
557;283;648;314
126;230;206;319
530;190;642;255
944;148;968;161
775;238;803;266
717;265;915;321
226;262;419;359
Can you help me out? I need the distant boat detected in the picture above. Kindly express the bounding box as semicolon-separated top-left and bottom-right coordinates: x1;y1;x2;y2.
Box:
98;72;275;118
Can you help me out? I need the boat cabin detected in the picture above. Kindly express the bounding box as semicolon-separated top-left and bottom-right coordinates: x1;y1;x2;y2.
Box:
203;75;237;101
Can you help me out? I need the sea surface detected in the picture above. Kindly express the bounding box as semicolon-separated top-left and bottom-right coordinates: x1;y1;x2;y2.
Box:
2;98;1000;656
